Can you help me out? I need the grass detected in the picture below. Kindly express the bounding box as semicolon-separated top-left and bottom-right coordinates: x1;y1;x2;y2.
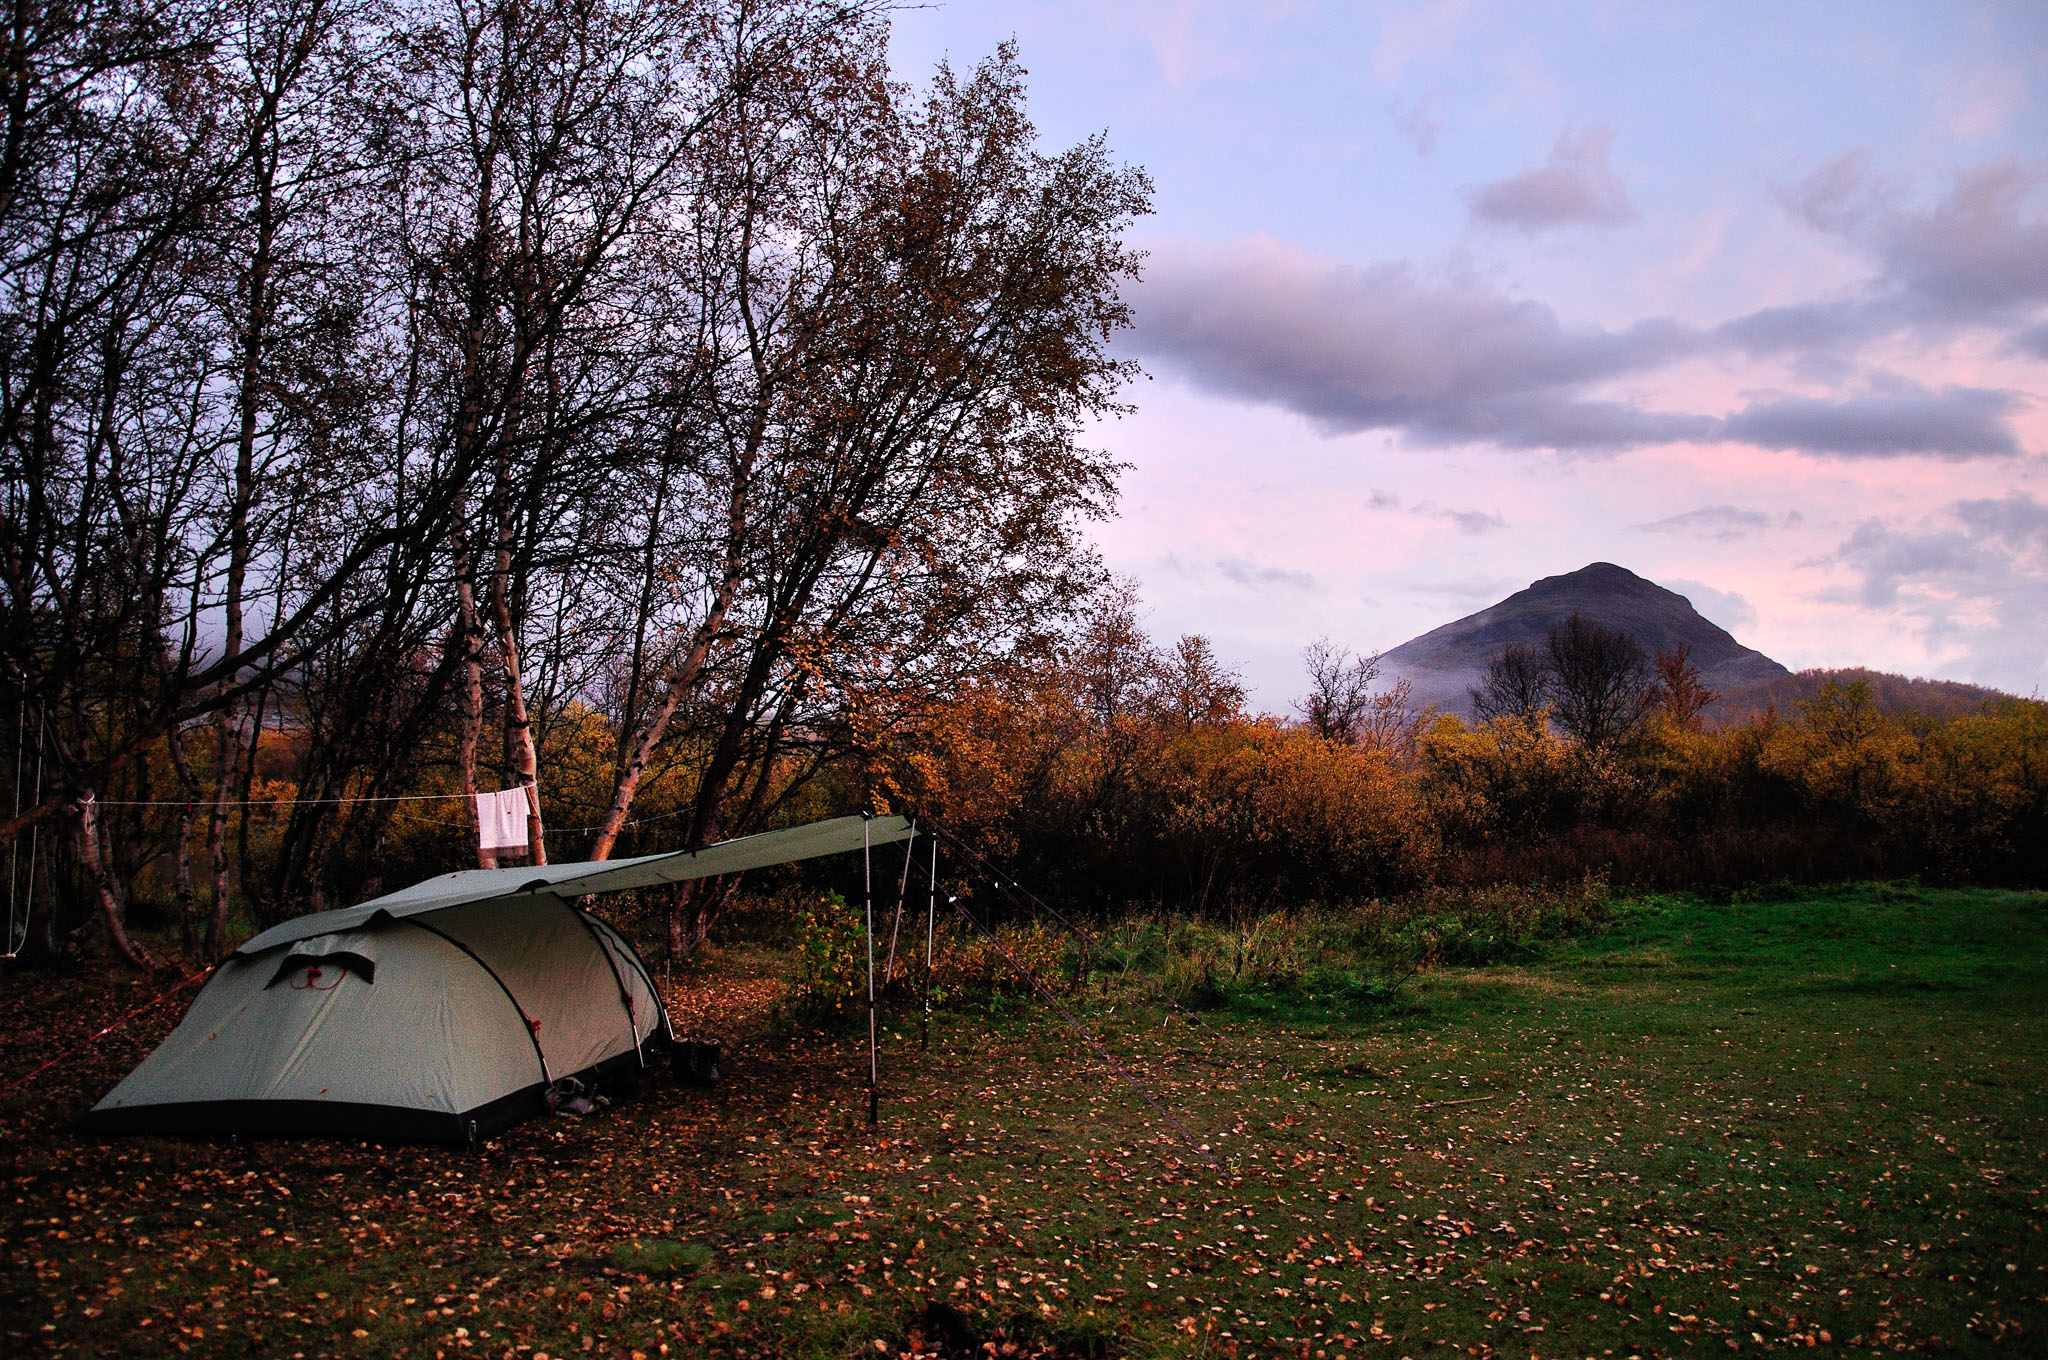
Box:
3;884;2045;1357
609;1239;714;1276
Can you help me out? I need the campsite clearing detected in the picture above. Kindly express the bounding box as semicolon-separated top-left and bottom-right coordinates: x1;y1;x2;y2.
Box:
4;884;2046;1357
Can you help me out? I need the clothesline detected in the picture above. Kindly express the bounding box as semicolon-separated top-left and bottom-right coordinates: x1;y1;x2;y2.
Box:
84;787;700;843
84;789;694;837
389;802;697;834
89;790;474;807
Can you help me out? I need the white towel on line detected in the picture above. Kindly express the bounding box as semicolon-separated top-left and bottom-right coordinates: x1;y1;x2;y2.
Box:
475;785;533;852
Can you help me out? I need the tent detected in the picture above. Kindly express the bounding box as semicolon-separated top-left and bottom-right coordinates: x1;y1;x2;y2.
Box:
84;814;914;1140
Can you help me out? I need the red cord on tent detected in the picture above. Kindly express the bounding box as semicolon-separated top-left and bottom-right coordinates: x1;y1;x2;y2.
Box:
1;965;214;1099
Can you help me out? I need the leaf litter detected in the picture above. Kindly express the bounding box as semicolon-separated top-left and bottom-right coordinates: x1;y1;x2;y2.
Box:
2;888;2045;1357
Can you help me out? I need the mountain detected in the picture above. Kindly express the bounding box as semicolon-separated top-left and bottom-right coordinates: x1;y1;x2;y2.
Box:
1378;562;1790;719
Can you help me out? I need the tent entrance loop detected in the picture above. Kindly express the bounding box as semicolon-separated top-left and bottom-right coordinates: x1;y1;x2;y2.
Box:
266;935;380;988
268;952;374;988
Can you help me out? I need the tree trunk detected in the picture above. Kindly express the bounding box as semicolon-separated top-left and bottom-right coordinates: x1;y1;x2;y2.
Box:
454;553;496;869
492;613;545;865
172;801;197;953
75;794;152;969
235;688;269;906
203;708;245;957
589;455;752;861
666;865;726;957
487;436;544;865
33;828;59;959
669;874;741;958
164;727;202;954
665;884;689;957
587;586;736;860
203;91;278;955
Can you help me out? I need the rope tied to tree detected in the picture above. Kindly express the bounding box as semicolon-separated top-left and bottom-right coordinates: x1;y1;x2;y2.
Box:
1;965;215;1099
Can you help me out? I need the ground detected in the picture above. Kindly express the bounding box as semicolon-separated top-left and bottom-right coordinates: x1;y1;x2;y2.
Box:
3;885;2045;1358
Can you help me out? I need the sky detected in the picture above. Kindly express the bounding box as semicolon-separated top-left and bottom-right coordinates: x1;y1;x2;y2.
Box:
886;1;2048;709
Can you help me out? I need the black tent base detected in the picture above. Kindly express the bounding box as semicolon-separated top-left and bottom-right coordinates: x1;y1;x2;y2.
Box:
76;1083;549;1142
79;1041;675;1142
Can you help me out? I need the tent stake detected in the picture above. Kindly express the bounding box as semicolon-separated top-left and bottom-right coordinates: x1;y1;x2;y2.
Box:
922;837;936;1052
864;817;878;1126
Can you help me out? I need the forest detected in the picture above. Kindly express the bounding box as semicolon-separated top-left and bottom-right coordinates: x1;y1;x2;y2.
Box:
0;0;1148;966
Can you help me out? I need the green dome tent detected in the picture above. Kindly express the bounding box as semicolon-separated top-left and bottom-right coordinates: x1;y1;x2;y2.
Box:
84;815;914;1140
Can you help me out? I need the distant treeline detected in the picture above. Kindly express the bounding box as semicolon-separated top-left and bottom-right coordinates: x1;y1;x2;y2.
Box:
869;603;2048;919
1715;668;2023;725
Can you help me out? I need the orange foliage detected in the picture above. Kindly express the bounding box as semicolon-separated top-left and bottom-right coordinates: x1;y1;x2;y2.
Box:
871;671;2048;905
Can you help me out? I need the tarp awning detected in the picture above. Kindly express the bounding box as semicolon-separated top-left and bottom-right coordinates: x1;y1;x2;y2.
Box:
237;814;914;956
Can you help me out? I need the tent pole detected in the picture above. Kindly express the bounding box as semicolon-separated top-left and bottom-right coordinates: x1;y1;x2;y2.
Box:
865;817;878;1126
922;837;936;1052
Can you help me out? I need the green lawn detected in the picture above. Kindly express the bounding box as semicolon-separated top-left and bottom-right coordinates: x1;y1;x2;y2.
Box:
4;885;2045;1357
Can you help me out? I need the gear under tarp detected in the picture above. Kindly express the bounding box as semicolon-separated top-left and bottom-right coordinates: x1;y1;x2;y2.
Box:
83;815;915;1139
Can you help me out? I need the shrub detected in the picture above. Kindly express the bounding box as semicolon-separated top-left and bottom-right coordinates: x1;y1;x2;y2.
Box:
1162;938;1228;1008
1391;913;1531;968
1298;965;1406;1012
793;891;865;1013
930;920;1069;1005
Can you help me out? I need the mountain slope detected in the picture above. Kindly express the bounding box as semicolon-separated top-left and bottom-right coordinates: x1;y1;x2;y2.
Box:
1378;562;1790;718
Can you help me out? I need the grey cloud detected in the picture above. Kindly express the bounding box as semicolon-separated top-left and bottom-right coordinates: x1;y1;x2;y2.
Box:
1440;394;1716;451
1367;489;1502;533
1724;385;2021;459
1829;521;1993;607
1662;578;1758;633
1634;505;1780;542
2010;320;2048;359
1128;237;2032;461
1715;298;1891;358
1955;492;2048;550
1877;161;2048;318
1723;161;2048;361
1155;551;1315;591
1467;127;1637;231
1437;507;1506;535
1777;156;2048;324
1822;496;2047;693
1215;556;1316;591
1391;91;1445;158
1127;239;1707;452
1777;150;1885;236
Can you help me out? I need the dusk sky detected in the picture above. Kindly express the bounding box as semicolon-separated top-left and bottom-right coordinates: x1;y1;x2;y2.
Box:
887;1;2048;709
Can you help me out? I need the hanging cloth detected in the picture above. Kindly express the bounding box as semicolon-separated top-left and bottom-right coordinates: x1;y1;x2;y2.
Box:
474;786;533;853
